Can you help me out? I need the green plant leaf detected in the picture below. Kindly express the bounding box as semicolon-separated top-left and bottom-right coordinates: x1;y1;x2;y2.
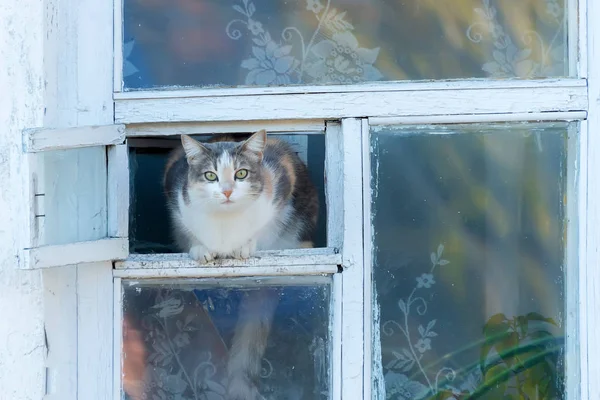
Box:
526;312;557;326
478;364;510;399
483;314;509;339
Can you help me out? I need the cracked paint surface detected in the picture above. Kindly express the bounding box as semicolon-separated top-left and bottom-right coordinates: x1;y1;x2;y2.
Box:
0;0;46;398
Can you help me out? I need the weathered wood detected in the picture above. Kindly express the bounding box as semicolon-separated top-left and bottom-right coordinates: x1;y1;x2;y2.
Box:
325;122;344;249
370;111;587;126
114;78;585;99
77;262;113;399
114;264;339;279
361;118;375;398
581;0;600;397
116;247;341;269
23;238;128;269
126;120;325;137
326;121;344;400
24;124;125;152
113;278;123;400
108;144;129;238
0;0;46;397
566;123;581;400
113;0;124;92
115;80;587;124
340;118;365;398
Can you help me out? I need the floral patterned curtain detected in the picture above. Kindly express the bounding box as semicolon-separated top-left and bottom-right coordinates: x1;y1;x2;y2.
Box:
122;0;567;89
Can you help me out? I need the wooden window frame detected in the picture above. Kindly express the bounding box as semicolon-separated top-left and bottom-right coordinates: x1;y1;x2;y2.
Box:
25;0;600;398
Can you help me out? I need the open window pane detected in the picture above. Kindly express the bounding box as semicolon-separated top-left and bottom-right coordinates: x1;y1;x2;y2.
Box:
122;0;569;90
43;147;108;245
121;276;332;399
369;123;572;399
128;132;326;254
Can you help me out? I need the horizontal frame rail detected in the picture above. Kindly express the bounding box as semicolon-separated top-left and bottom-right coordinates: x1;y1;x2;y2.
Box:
113;264;339;279
115;79;587;124
23;124;125;152
115;78;585;99
125;120;325;137
22;238;128;269
115;247;341;270
370;111;588;126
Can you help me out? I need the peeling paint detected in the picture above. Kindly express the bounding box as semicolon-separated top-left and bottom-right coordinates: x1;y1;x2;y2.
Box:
0;0;46;398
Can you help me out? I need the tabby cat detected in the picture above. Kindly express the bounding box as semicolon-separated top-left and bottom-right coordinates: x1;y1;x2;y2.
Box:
163;130;318;399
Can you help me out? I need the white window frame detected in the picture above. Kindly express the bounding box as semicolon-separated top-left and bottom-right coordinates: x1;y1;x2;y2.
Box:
362;115;585;400
19;0;600;398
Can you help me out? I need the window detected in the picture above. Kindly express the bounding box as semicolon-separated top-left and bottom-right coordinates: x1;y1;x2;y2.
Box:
114;120;348;399
22;0;600;399
368;122;575;398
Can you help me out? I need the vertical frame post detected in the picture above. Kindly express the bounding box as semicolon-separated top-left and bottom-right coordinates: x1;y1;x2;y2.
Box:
570;0;583;77
325;121;343;400
576;0;587;78
339;118;365;398
361;119;375;399
108;144;130;238
114;0;124;92
566;122;581;400
113;277;123;400
582;0;600;395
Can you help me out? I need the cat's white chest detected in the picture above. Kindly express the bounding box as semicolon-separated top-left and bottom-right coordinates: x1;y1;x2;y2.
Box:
177;193;287;254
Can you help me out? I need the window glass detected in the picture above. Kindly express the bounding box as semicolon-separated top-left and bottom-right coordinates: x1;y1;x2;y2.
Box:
122;0;568;90
43;148;108;245
122;277;332;399
370;123;571;399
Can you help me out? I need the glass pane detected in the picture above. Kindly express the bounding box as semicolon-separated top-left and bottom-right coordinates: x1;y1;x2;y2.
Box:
122;0;568;90
43;148;107;245
370;123;572;399
122;277;332;400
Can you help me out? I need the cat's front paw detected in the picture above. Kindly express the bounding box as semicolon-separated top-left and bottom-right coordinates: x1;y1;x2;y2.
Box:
189;245;215;264
232;240;257;260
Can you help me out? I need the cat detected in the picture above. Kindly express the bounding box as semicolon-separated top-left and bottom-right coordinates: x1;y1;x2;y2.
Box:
163;130;318;399
163;130;318;262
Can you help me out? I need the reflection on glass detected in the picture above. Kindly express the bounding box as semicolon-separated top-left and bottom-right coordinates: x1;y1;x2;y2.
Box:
122;277;331;400
122;0;568;89
370;123;571;399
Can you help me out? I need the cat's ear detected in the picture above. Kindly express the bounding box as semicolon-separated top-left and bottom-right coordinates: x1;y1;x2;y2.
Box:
240;129;267;162
181;135;210;165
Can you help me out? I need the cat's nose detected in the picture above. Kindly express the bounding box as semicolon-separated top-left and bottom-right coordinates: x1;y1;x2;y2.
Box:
222;189;233;199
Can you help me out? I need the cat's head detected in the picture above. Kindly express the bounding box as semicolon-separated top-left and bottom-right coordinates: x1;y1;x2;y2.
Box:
181;130;268;212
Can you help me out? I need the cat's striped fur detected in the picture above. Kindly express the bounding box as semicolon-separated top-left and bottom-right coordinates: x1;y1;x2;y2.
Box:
163;130;318;399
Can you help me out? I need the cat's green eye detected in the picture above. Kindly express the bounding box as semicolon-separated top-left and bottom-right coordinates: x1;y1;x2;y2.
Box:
204;171;218;181
235;169;249;180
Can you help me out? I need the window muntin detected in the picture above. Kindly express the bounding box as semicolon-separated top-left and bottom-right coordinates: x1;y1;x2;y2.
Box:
120;0;569;91
368;122;572;398
113;81;587;125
